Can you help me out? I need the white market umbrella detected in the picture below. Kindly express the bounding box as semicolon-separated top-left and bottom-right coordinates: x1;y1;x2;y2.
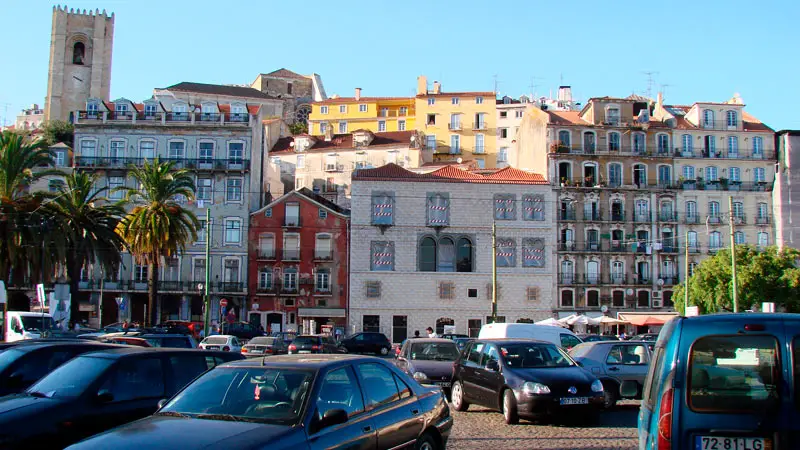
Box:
535;318;567;327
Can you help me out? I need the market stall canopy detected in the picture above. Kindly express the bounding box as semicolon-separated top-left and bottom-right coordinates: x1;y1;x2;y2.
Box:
594;316;629;325
535;318;567;328
618;314;677;327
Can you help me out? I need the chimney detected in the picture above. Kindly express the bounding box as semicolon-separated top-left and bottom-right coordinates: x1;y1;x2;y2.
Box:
417;76;428;96
557;86;572;102
355;88;361;101
433;81;441;95
656;91;664;107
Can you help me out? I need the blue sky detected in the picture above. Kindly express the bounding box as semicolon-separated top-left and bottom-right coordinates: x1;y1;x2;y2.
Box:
2;0;798;129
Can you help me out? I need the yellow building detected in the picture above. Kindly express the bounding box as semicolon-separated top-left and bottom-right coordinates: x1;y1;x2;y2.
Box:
308;88;415;135
415;75;497;168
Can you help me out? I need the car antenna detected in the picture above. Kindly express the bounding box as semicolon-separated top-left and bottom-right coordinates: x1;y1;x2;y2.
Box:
262;354;267;366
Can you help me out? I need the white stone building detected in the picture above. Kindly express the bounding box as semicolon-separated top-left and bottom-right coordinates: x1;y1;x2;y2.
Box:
349;163;555;342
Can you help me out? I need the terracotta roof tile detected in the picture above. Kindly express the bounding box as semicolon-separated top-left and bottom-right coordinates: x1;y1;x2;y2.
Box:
547;111;587;125
247;104;260;115
269;131;416;155
354;164;547;185
485;167;547;183
428;166;485;180
416;91;495;98
165;82;274;100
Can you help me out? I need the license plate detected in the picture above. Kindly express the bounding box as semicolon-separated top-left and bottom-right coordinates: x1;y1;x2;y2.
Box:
696;436;769;450
434;382;451;388
249;350;263;354
299;350;311;354
206;346;219;350
559;397;589;405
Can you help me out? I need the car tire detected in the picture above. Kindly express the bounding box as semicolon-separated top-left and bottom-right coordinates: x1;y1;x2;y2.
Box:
450;380;469;411
502;389;519;425
414;432;438;450
340;346;348;353
603;383;618;410
379;346;389;356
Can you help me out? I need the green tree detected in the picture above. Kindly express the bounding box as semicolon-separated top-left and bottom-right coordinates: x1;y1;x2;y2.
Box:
46;172;125;325
116;159;198;326
39;120;74;148
288;121;308;135
674;245;800;314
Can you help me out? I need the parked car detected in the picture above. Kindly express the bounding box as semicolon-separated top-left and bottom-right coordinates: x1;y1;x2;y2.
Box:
241;336;288;357
478;323;583;350
289;335;340;354
139;334;197;349
0;347;242;449
395;338;460;397
630;333;659;342
269;331;297;344
153;321;199;338
338;332;392;356
569;340;652;408
66;354;453;450
101;337;151;347
576;334;619;342
451;339;604;424
628;313;800;450
198;335;242;352
439;333;469;341
0;341;120;396
219;321;263;341
452;338;474;353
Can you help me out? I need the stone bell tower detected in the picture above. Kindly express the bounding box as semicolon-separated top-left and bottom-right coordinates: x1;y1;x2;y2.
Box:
44;5;114;122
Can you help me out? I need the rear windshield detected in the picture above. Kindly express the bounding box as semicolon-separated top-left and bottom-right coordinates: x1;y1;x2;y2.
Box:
203;337;229;345
689;335;779;412
249;337;278;345
293;337;319;345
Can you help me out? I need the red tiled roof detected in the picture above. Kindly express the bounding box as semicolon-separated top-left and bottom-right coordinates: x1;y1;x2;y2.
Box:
485;167;547;183
315;96;412;104
416;91;495;98
270;131;416;154
354;163;547;185
547;110;669;129
670;108;773;133
428;166;485;180
265;68;307;80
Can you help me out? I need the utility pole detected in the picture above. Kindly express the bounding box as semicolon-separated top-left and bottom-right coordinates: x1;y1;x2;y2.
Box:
203;208;211;335
684;229;690;310
728;196;739;312
491;221;497;323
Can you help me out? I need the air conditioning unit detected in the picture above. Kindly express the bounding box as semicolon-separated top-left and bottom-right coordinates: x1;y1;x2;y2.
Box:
325;164;336;171
652;299;663;308
652;291;661;298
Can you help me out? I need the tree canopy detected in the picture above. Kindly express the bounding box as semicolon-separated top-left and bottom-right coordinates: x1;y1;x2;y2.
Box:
39;120;74;148
673;245;800;314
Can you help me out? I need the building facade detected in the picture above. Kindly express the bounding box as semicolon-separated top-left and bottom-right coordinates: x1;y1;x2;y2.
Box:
266;129;428;207
308;89;416;135
771;130;798;249
349;164;554;341
496;96;531;168
250;68;327;125
45;6;114;122
15;104;45;131
248;188;349;334
72;96;263;325
415;76;497;168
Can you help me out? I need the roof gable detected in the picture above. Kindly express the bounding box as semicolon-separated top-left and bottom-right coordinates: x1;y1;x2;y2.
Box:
252;187;350;217
265;68;307;80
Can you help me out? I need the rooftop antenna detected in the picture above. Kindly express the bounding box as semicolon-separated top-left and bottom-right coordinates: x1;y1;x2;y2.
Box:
659;83;673;101
642;71;659;99
493;74;499;94
529;76;544;99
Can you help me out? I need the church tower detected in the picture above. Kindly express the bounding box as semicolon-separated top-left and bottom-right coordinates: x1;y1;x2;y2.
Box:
44;6;114;122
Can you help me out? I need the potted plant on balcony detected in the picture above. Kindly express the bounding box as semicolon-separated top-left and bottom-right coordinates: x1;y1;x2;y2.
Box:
560;177;566;188
695;176;704;190
719;177;729;190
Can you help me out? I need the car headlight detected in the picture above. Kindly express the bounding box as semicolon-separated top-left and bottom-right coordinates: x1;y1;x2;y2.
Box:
591;379;604;393
522;382;550;395
413;372;428;382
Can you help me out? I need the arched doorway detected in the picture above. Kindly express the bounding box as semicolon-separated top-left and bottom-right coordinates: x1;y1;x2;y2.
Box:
435;317;455;335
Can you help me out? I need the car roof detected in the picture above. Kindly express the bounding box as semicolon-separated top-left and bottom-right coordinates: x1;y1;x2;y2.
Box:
139;334;190;338
579;340;650;346
80;347;230;359
683;313;799;323
474;338;552;345
8;340;121;353
203;335;236;338
406;338;456;344
221;354;382;370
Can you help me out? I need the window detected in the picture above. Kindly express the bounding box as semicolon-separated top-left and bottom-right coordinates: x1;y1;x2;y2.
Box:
709;231;721;250
316;270;330;292
224;219;242;244
498;147;508;162
419;237;437;272
315;234;332;260
359;104;367;112
705;166;718;181
226;178;242;202
378;121;386;132
753;137;764;158
81;139;97;157
427;193;449;226
726;110;738;127
754;167;766;183
494;194;516;220
728;136;739;157
682;134;693;154
522;195;545;221
475;134;485;154
338;122;347;133
223;259;240;284
371;192;394;225
439;281;455;299
515;110;523;118
705;135;716;155
356;363;404;408
168;141;185;159
757;203;769;222
606;107;620;124
703;109;715;128
500;128;509;139
683;165;695;180
500;111;508;118
228;142;244;163
633;133;646;154
522;238;545;268
437;238;456;272
319;123;327;135
427;98;435;106
456;238;473;272
633;164;647;186
192;258;205;281
371;241;394;271
758;232;769;248
398;120;406;131
688;262;698;277
99;358;165;403
365;281;381;298
108;176;124;200
195;178;212;203
53;149;67;167
606;344;649;365
320;106;329;114
425;135;436;151
734;231;745;245
72;42;85;64
196;219;211;244
729;167;741;182
258;234;274;258
283;269;297;291
608;163;622;187
338;105;347;113
399;107;408;116
657;134;669;154
198;142;213;163
686;201;697;222
658;165;672;186
294;154;305;169
558;130;571;147
732;201;744;220
451;97;459;105
476;96;483;104
317;208;328;219
709;201;720;219
608;132;621;151
316;367;364;418
496;238;515;267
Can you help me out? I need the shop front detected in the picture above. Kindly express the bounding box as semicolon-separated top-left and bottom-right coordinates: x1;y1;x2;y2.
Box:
298;307;346;336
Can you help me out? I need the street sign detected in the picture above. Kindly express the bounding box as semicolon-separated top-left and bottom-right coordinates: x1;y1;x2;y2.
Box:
0;281;6;304
219;298;228;308
36;284;46;306
685;306;699;317
762;302;775;313
115;297;125;311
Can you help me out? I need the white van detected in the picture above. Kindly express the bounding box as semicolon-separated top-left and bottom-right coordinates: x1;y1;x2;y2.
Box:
5;312;58;342
477;323;583;349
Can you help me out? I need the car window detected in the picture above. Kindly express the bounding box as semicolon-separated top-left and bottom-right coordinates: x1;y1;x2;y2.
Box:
316;366;364;418
204;356;226;370
688;335;779;412
11;348;74;384
481;344;499;367
642;345;666;408
409;342;460;361
356;363;400;408
355;334;366;341
606;344;649;365
560;334;581;350
394;374;412;399
169;355;210;392
27;355;115;398
466;342;485;367
501;343;574;368
100;357;165;402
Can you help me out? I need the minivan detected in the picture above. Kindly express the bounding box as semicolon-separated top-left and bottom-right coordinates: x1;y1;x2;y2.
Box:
629;313;800;450
477;323;583;349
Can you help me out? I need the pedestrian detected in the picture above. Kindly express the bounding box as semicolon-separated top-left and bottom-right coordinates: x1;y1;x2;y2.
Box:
73;322;80;332
426;327;437;338
122;319;129;335
413;330;420;338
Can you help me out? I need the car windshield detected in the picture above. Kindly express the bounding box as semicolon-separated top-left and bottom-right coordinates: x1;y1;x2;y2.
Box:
249;337;278;345
203;337;229;345
20;316;56;332
27;356;115;398
501;343;575;368
0;348;26;373
409;342;460;361
160;367;313;425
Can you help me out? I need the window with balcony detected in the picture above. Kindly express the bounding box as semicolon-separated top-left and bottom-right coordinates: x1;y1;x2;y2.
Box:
583;132;596;153
226;178;242;203
224;219;241;244
108;176;125;200
198;142;214;164
228;142;244;164
732;202;744;221
315;234;332;260
705;166;719;182
522;195;545;221
494;194;516;220
371;241;394;271
686;201;697;223
283;233;300;261
561;260;574;284
449;135;460;154
258;268;272;290
108;140;125;162
134;264;148;283
427;193;449;226
709;231;721;250
223;259;240;286
168;141;185;160
682;134;693;155
635;199;650;222
285;202;300;227
758;232;769;248
754;167;766;183
475;134;485;154
558;130;571;147
283;269;297;291
657;134;669;154
608;132;621;151
753;137;764;158
315;270;330;292
660;201;674;221
449;114;460;130
683;165;695;180
727;136;739;157
734;231;745;245
611;201;624;222
522;238;545;268
726;110;738;128
586;229;600;250
658;165;672;187
687;231;698;252
196;177;212;203
81;139;97;158
633;133;646;154
561;228;575;250
633;164;647;187
703;110;715;128
586;261;600;284
425;135;436;152
259;234;275;259
729;167;741;182
705;135;716;156
192;258;205;282
637;261;651;283
607;163;622;187
496;238;516;267
378;121;386;132
611;261;624;284
605;107;620;124
709;201;720;221
196;219;211;244
757;202;769;223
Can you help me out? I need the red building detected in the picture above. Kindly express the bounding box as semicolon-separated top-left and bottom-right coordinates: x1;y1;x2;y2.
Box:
248;188;349;334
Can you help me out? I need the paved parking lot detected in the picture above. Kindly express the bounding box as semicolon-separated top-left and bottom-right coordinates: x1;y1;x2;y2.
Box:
446;401;639;450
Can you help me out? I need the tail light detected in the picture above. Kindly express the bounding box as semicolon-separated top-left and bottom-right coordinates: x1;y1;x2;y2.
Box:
265;347;273;353
289;344;297;352
657;388;674;449
241;347;248;353
222;346;230;352
311;345;320;351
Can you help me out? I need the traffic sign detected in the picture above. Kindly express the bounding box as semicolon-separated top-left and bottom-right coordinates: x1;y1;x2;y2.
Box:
219;298;228;308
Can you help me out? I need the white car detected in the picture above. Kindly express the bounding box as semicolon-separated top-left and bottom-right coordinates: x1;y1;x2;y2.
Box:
198;335;242;352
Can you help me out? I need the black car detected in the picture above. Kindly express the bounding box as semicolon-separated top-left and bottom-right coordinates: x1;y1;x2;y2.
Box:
0;341;120;396
451;339;604;424
288;335;340;354
0;347;243;449
630;333;659;342
67;355;453;450
220;321;264;341
395;338;460;397
139;334;198;348
452;338;474;353
241;336;288;357
338;332;392;356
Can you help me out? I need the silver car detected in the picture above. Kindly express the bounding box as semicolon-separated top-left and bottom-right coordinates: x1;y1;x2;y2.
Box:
568;340;652;409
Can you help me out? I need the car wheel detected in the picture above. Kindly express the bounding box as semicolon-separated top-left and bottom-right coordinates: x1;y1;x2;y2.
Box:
379;346;389;356
502;389;519;425
450;380;469;411
603;384;618;410
414;432;438;450
340;346;349;354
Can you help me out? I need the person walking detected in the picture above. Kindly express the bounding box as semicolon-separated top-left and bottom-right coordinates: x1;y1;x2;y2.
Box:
122;319;130;335
413;330;420;338
426;327;437;338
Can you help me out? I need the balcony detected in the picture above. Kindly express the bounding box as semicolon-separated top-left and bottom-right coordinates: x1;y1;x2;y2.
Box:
675;148;775;160
696;119;742;131
447;123;462;131
688;246;701;254
217;282;245;293
75;110;253;126
314;285;333;295
257;249;276;260
549;144;667;157
558;210;577;221
609;212;625;222
583;210;603;222
314;250;333;261
557;241;577;252
756;215;772;225
685;214;700;224
584;242;602;252
472;122;487;131
256;284;277;295
660;275;680;285
158;280;184;292
634;213;652;223
280;284;299;295
677;180;771;192
633;275;651;285
73;156;250;172
661;244;679;254
558;273;576;284
282;249;301;261
733;214;747;225
708;216;722;225
283;217;301;228
658;212;679;222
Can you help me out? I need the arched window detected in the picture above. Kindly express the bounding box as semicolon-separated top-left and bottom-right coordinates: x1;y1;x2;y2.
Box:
558;161;572;182
419;237;437;271
558;130;571;147
586;261;600;284
734;231;745;245
586;290;600;307
633;133;646;154
726;110;738;128
682;165;695;180
709;231;722;250
758;232;769;248
560;260;574;284
437;237;455;272
583;131;596;153
705;166;718;181
435;318;454;336
72;42;85;65
686;201;698;223
703;110;715;128
456;238;473;272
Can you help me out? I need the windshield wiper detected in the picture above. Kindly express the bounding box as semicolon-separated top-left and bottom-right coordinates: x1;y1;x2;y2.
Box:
194;413;244;422
156;411;192;418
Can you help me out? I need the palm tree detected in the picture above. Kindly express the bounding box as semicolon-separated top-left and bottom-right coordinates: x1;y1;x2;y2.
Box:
46;172;125;325
116;159;198;327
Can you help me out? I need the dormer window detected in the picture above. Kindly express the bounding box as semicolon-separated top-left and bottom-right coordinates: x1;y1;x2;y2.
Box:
86;102;99;118
702;109;715;129
144;103;158;117
231;104;246;114
605;107;620;125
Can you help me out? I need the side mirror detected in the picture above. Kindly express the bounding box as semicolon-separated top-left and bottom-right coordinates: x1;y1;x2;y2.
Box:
619;380;638;398
13;326;22;334
157;398;168;409
485;359;500;372
320;408;348;429
95;389;114;403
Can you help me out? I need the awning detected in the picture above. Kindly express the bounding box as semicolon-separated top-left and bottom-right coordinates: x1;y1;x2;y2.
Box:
298;308;346;318
557;311;604;319
618;313;677;327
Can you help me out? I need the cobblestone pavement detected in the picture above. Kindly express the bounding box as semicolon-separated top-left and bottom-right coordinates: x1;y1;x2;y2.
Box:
446;401;639;450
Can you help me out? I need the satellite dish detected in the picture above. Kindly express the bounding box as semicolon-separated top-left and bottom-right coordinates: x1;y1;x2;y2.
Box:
601;305;609;313
657;279;665;286
456;158;463;163
626;289;634;296
289;141;295;147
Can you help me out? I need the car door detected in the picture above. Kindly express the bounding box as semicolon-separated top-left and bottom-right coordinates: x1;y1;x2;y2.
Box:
307;365;376;450
355;362;423;449
474;344;503;408
352;333;366;353
459;342;486;405
605;343;651;392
